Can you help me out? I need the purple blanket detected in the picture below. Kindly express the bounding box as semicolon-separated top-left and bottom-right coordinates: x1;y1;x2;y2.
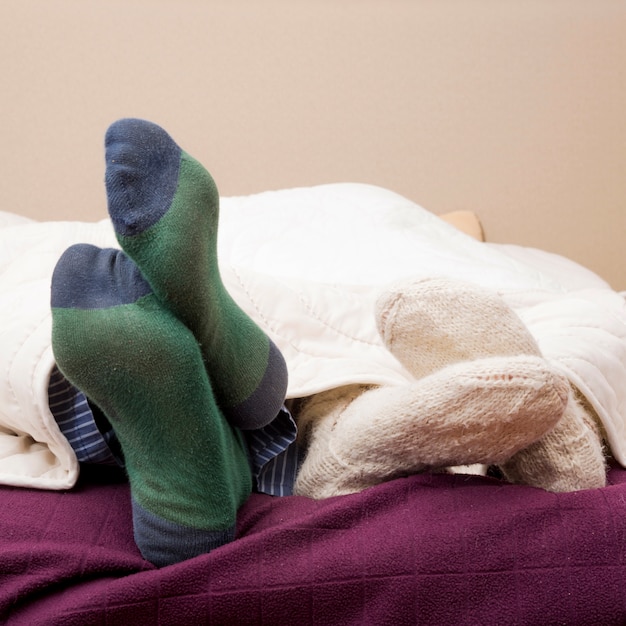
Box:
3;465;626;625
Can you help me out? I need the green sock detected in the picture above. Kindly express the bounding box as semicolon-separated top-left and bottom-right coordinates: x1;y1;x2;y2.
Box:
51;244;252;567
104;118;287;430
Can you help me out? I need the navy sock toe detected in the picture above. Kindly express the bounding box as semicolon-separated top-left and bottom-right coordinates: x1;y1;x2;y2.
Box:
51;244;152;309
105;118;182;237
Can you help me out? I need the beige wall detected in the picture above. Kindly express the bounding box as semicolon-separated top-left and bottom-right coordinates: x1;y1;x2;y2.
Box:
2;0;625;288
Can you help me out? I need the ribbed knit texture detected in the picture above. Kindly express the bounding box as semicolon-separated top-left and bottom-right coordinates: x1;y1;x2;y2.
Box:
500;387;607;491
294;357;569;499
375;276;541;379
104;118;287;430
293;276;608;499
51;244;252;565
379;277;607;491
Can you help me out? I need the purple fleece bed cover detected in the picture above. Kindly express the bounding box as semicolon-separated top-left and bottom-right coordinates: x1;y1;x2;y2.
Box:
2;464;626;626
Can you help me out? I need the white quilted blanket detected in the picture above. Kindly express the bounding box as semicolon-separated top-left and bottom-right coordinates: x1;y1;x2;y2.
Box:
1;183;625;489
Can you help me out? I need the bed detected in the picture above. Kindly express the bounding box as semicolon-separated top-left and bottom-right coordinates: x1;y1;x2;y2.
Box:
2;180;626;625
4;462;626;625
3;1;626;624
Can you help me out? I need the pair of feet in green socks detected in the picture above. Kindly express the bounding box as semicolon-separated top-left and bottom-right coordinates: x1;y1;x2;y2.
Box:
51;119;288;567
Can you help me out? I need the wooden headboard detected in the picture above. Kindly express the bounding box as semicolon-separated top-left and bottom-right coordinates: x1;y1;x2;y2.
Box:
2;0;625;288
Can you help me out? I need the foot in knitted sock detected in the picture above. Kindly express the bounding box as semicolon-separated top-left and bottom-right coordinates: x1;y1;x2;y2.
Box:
51;244;252;566
499;387;607;491
294;355;569;499
104;118;287;430
372;276;606;492
376;277;541;379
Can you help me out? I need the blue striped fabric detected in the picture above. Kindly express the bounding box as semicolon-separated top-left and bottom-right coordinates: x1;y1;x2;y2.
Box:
244;408;301;497
47;366;120;466
48;367;301;496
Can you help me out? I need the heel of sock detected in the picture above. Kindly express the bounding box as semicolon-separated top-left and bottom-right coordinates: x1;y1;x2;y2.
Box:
226;340;288;430
132;498;236;567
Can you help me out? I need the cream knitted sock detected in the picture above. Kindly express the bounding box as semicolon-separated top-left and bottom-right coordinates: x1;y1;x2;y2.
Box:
294;356;569;499
499;387;607;492
375;276;607;492
375;277;540;380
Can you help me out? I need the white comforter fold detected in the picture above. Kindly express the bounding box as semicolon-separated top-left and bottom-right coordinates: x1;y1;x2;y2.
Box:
2;183;625;489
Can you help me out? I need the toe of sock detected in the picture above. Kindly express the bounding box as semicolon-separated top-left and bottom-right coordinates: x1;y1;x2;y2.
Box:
105;118;182;236
51;244;152;309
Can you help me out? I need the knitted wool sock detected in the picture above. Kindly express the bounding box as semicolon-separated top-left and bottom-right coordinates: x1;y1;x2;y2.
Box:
51;244;252;566
294;356;569;499
499;388;607;491
374;276;607;493
104;118;287;430
376;277;541;380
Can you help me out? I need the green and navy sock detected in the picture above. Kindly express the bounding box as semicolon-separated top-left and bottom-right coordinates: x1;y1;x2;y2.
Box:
104;118;287;431
51;244;252;567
